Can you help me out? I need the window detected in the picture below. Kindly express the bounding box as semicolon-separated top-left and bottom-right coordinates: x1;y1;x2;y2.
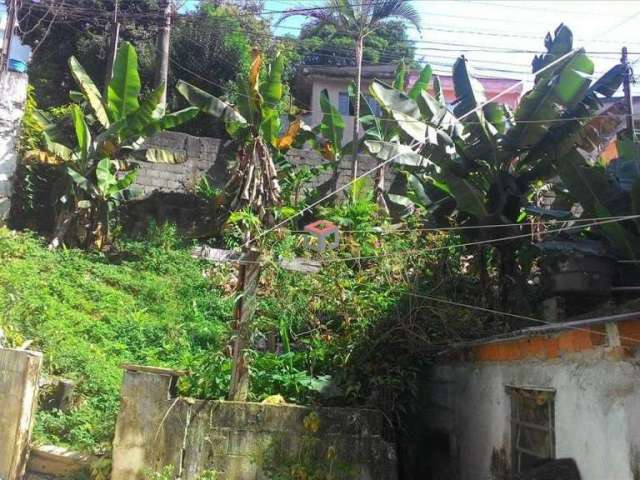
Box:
337;92;382;117
508;387;555;474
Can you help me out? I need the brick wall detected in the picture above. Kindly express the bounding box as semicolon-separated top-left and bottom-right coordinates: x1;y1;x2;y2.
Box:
132;132;394;197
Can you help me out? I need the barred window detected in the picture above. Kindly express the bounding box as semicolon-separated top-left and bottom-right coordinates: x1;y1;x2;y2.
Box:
508;386;556;474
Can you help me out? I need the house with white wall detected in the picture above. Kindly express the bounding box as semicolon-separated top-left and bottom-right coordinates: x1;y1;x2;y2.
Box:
420;310;640;480
296;64;524;144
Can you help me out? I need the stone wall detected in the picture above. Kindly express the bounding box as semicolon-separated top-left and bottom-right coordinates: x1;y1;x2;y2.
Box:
0;71;29;221
111;365;397;480
0;348;42;480
132;132;393;197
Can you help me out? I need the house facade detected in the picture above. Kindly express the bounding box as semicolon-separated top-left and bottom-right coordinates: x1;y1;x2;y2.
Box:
296;64;524;144
420;311;640;480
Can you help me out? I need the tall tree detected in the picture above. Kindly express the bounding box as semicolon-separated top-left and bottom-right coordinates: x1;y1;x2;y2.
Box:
298;20;415;66
277;0;421;183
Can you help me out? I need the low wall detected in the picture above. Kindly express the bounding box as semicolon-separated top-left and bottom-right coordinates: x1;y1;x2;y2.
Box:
0;71;29;221
133;132;393;197
0;348;42;480
112;365;397;480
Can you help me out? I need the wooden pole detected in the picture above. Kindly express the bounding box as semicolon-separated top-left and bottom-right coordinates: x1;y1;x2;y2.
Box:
621;47;636;141
228;247;261;401
155;0;172;109
103;0;120;94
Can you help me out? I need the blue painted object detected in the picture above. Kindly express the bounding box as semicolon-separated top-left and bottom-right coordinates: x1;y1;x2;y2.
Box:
8;59;27;73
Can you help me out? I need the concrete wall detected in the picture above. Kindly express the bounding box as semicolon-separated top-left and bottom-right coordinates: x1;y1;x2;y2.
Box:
0;348;42;480
132;132;222;197
0;70;28;221
425;355;640;480
134;131;390;198
112;365;397;480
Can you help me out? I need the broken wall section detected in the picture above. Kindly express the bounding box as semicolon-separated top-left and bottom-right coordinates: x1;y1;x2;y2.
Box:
0;348;42;480
112;365;397;480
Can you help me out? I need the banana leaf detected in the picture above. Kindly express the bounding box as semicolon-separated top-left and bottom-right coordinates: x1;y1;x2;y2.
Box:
369;80;421;119
408;63;433;100
68;56;110;127
177;80;247;136
554;149;640;258
532;24;573;81
452;56;498;158
508;49;594;150
365;140;433;168
107;42;141;121
70;105;91;163
318;89;345;157
441;170;489;219
393;60;407;91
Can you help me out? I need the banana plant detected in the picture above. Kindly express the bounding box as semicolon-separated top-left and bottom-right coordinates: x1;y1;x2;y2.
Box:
37;41;199;249
365;24;628;302
177;50;305;227
367;24;625;232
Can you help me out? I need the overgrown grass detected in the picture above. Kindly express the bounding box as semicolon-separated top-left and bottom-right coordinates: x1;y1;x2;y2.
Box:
0;226;233;452
0;213;507;454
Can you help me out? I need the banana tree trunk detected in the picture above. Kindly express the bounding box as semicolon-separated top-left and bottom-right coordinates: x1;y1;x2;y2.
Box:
350;36;364;183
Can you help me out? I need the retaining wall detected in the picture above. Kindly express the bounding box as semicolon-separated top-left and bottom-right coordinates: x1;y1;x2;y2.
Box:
0;71;29;221
133;132;393;197
0;348;42;480
111;365;397;480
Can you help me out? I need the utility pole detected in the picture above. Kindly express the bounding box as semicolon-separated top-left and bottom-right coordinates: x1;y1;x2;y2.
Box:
1;0;17;72
621;46;636;141
103;0;120;93
155;0;172;109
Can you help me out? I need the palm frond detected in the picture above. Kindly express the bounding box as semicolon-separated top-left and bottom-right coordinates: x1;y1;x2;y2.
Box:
371;0;421;31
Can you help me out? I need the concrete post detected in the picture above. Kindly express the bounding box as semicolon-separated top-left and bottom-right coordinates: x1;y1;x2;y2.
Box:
0;348;42;480
0;70;29;221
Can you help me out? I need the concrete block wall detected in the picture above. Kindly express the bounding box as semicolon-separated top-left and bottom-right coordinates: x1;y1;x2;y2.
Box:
112;365;397;480
131;132;222;197
0;348;43;480
133;132;394;197
0;71;29;221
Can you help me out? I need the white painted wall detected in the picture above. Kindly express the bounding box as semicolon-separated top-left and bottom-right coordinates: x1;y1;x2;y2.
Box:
308;77;377;145
0;70;28;220
427;357;640;480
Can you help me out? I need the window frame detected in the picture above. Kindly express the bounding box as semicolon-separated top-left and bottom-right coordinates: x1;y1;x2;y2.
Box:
507;385;556;475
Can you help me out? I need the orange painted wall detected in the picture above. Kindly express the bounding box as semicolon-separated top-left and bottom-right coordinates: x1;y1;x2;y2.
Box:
468;319;640;363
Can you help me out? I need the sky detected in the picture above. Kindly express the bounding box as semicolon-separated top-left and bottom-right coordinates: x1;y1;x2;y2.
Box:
3;0;639;94
263;0;640;95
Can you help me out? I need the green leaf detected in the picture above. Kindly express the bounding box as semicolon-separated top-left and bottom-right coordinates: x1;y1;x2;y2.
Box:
441;171;489;219
408;63;432;100
393;60;407;91
262;52;284;108
67;167;90;192
107;42;141;121
70;105;91;162
369;80;421;119
96;158;117;196
116;169;138;191
144;148;187;164
68;56;110;127
176;80;247;132
319;89;345;154
122;84;166;138
509;49;594;149
365;140;432;167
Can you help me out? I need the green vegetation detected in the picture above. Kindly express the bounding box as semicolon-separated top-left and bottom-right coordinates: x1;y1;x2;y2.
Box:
1;208;479;453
